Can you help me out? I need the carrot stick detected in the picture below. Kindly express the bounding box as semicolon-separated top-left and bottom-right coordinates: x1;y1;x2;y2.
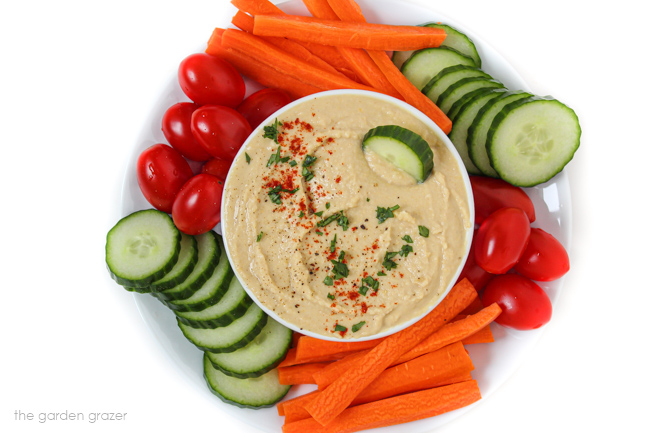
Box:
303;278;477;426
206;31;322;99
301;0;401;98
312;302;500;389
462;322;494;344
326;0;452;133
279;390;319;422
278;362;331;385
282;380;481;433
231;0;358;81
277;348;299;368
293;335;384;364
218;28;377;93
252;14;447;51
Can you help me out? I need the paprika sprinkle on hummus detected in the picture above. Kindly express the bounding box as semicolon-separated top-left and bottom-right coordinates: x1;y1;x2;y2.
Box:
222;90;473;340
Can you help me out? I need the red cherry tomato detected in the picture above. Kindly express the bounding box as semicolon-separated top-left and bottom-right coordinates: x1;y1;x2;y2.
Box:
474;207;531;274
458;230;494;291
191;105;252;160
161;102;211;162
515;228;570;281
171;174;224;235
470;176;536;225
481;274;552;330
136;144;194;213
177;53;245;107
237;88;293;129
201;158;232;181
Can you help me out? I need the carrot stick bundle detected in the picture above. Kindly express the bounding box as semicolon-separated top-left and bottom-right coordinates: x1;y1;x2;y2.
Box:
278;362;331;385
282;380;481;433
252;14;447;51
302;278;477;426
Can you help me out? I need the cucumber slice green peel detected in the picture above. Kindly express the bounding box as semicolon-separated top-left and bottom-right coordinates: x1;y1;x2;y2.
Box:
362;125;434;183
487;96;581;187
105;209;180;290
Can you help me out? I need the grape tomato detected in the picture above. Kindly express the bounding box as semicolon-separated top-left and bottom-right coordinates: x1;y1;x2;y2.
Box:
474;207;531;274
191;105;252;161
171;173;224;235
162;102;211;162
136;144;194;214
178;53;245;107
201;158;232;181
481;274;552;330
515;228;570;281
470;175;536;224
237;88;293;129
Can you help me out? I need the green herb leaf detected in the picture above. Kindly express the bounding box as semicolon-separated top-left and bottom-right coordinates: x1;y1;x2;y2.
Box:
323;276;334;286
402;234;413;243
302;166;315;182
376;205;400;223
330;259;349;280
382;252;398;270
399;244;413;257
256;232;264;242
245;153;251;164
352;321;366;332
329;234;337;253
362;276;379;291
327;292;335;300
263;118;280;144
358;285;369;296
377;271;386;276
303;154;317;167
419;225;430;237
334;324;347;333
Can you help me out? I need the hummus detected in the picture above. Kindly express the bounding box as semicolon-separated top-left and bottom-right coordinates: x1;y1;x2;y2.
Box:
222;91;472;340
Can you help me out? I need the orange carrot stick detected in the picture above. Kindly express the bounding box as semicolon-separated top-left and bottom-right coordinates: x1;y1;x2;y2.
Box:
312;302;501;389
293;335;384;364
282;380;481;433
231;0;358;81
218;28;377;93
206;30;322;99
278;362;331;385
326;0;452;133
277;348;299;368
462;322;494;344
252;14;447;51
301;0;401;98
303;278;477;426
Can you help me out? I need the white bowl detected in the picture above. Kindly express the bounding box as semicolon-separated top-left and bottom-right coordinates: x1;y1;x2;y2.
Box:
221;88;474;341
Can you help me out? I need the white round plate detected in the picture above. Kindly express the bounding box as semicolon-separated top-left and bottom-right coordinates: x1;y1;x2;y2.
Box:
120;1;572;432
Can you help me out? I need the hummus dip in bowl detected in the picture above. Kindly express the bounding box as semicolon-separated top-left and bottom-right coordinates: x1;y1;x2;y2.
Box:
221;89;474;341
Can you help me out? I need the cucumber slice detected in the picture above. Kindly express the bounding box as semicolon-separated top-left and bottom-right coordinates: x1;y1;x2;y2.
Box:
167;235;234;312
468;91;534;177
203;355;290;409
447;86;502;123
400;46;475;90
422;65;492;105
178;302;268;353
150;233;198;291
487;96;581;186
206;317;292;378
153;230;220;302
175;273;252;329
449;88;509;175
436;77;505;114
105;209;180;291
392;22;481;70
424;22;482;67
362;125;434;183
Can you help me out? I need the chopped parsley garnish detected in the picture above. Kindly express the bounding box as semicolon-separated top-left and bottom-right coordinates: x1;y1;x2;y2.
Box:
358;286;369;296
377;271;387;276
329;234;337;253
245;152;251;164
323;276;334;286
315;211;324;217
376;205;400;223
326;202;331;209
352;321;366;332
302;154;317;181
317;210;349;231
303;154;317;167
334;324;347;333
302;166;315;181
263;118;280;144
362;276;380;291
298;211;305;218
267;145;290;167
382;251;399;270
399;244;413;257
268;184;299;205
419;225;430;237
256;232;264;242
289;160;297;167
402;234;413;243
327;292;335;300
330;257;349;280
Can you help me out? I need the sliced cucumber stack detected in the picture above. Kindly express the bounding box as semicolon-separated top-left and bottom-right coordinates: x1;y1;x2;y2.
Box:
106;209;181;291
487;96;581;186
394;21;580;185
105;214;294;409
362;125;434;183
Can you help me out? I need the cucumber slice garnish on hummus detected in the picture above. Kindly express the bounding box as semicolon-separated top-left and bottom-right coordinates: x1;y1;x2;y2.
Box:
362;125;434;183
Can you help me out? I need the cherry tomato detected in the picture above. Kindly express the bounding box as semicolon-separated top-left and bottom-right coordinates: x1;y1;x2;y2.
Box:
201;158;232;181
237;88;293;129
171;174;224;235
161;102;211;162
178;53;245;107
191;105;252;160
136;144;194;213
515;228;570;281
470;176;536;224
474;207;531;274
481;274;552;330
458;230;494;291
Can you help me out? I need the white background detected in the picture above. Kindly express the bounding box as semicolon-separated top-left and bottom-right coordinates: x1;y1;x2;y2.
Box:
2;0;648;432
